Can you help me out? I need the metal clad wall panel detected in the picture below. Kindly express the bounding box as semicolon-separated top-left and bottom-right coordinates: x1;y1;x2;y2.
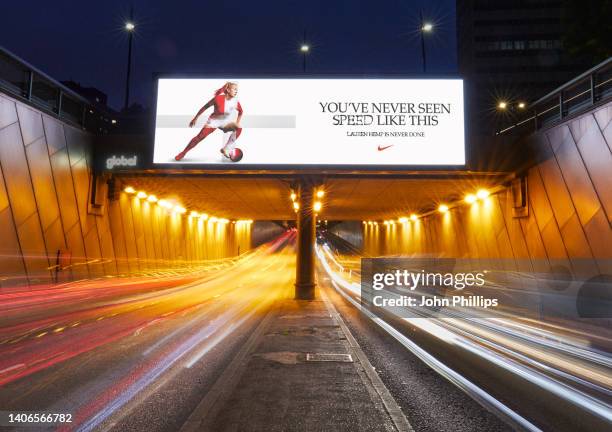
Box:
560;213;598;276
141;201;156;265
65;222;89;279
553;129;602;225
0;161;8;212
131;198;148;268
538;157;574;228
50;149;79;230
25;137;60;230
108;199;129;274
582;209;612;273
17;213;49;279
0;207;26;286
83;227;102;277
119;193;139;272
0;95;18;130
44;217;67;264
71;157;96;235
592;106;612;153
16;104;43;146
96;213;117;275
570;115;612;222
528;169;554;229
65;127;87;166
43;116;67;156
0;123;37;225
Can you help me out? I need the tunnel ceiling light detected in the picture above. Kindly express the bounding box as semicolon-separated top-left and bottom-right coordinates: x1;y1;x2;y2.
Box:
136;191;147;199
316;190;325;198
476;189;490;199
174;205;186;214
410;214;418;221
200;213;209;221
313;201;322;212
398;217;408;223
438;204;449;213
293;202;300;210
290;192;297;201
190;211;199;218
124;186;135;194
209;216;218;223
465;193;477;204
497;101;508;110
219;218;229;224
147;195;158;203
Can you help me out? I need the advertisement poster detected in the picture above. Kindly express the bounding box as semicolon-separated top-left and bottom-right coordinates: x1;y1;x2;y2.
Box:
154;79;465;166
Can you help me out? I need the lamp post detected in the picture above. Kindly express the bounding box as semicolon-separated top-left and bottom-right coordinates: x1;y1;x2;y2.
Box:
124;7;135;111
420;11;433;73
300;29;309;73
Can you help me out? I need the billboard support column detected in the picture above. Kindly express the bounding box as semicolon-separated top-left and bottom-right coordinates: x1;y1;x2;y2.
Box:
295;179;316;300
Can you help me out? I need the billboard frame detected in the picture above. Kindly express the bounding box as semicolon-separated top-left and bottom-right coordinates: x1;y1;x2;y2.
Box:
150;74;469;173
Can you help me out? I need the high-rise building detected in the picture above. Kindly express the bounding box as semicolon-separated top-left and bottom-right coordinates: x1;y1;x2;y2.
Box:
61;80;108;107
457;0;591;134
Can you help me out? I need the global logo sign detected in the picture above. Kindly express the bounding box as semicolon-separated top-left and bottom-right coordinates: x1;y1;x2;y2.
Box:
106;155;138;170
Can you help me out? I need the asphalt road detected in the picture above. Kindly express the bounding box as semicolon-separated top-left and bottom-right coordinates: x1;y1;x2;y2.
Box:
3;230;608;432
318;271;513;432
0;233;295;432
317;237;612;432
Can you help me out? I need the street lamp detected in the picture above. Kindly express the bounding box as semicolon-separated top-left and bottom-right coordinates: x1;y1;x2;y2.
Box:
124;7;135;111
301;29;309;73
420;11;433;73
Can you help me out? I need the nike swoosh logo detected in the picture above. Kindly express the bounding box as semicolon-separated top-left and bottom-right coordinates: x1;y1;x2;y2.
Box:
377;145;394;151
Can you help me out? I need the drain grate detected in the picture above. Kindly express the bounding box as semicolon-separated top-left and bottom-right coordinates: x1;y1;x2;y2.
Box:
306;353;353;362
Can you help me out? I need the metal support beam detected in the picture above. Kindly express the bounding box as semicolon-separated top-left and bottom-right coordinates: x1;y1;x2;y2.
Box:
295;179;316;300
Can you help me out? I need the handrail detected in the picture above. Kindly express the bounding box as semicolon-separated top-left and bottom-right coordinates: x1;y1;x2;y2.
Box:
496;56;612;136
0;45;118;133
532;57;612;106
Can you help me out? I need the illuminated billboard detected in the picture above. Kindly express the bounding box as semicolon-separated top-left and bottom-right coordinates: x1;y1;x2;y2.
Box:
153;79;465;167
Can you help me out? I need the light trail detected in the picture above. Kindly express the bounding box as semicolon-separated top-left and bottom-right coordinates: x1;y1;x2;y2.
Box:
316;241;612;430
0;231;296;432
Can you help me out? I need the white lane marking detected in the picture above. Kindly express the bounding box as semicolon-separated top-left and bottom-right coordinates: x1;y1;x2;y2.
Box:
330;280;544;431
0;363;25;375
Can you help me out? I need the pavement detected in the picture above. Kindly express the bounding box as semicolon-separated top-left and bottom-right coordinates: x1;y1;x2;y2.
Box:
181;296;412;432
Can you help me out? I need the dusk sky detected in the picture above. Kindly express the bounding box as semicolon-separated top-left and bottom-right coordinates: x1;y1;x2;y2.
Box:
1;0;457;110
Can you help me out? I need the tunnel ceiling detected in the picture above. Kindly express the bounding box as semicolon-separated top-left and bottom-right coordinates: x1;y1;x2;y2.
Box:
117;174;508;221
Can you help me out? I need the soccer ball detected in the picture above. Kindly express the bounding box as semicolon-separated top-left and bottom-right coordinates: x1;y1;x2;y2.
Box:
229;148;243;162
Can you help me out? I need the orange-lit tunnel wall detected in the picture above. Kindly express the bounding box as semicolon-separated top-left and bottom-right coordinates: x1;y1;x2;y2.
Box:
360;100;612;279
0;93;251;288
108;190;252;275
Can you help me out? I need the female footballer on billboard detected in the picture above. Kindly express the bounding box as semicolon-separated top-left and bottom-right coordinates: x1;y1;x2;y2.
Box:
174;82;244;162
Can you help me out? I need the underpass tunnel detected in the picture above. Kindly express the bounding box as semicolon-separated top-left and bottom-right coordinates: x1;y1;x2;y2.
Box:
0;65;611;314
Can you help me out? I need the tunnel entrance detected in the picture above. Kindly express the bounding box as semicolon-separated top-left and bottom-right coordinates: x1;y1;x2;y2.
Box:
105;172;510;299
